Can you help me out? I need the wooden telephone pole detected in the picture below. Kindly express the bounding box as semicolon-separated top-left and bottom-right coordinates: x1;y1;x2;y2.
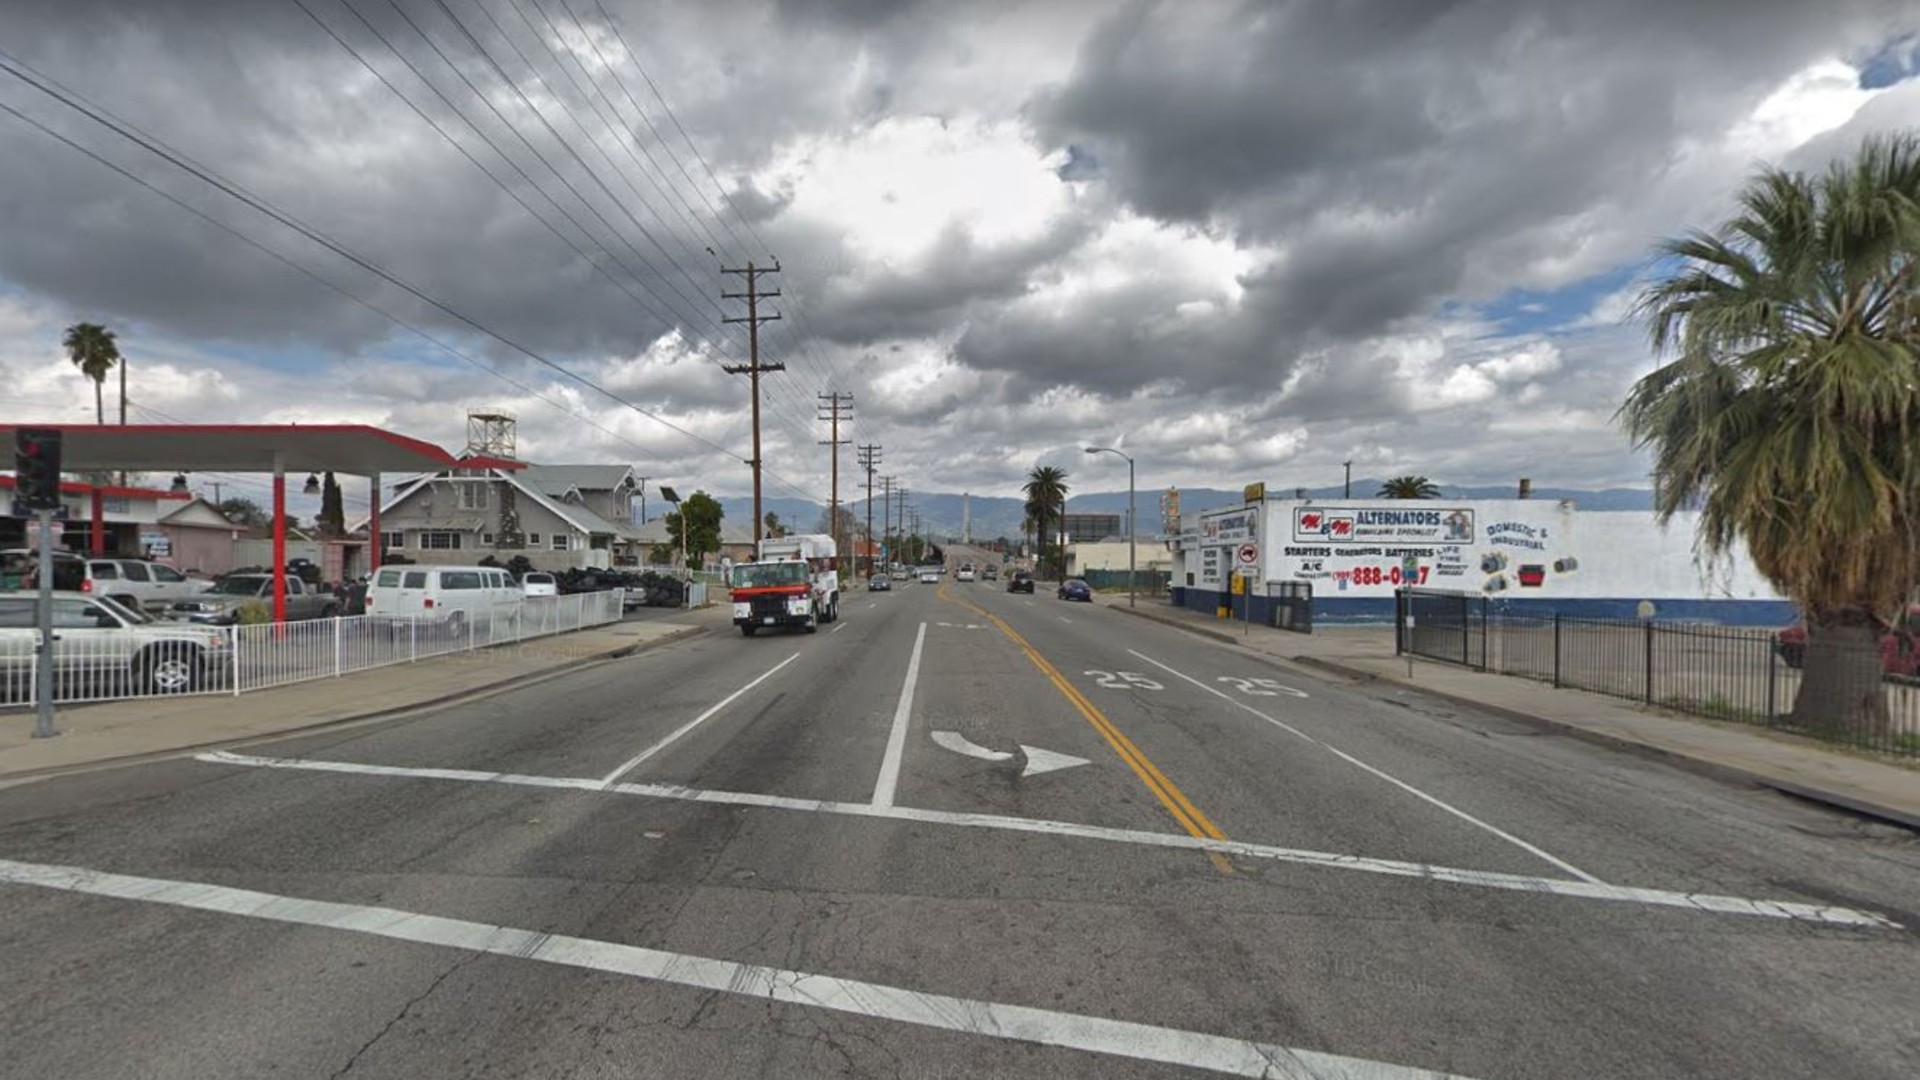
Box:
818;392;852;571
722;261;783;542
857;444;881;575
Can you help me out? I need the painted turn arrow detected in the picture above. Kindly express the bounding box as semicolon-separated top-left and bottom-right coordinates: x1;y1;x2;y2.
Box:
930;731;1090;778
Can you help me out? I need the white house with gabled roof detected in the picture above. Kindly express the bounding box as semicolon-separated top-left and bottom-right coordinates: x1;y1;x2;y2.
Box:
367;458;648;571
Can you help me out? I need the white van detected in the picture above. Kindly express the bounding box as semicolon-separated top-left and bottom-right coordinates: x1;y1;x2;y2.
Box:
365;565;521;632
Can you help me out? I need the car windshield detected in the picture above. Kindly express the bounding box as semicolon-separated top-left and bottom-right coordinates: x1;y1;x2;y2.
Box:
210;577;267;596
732;563;807;588
93;594;153;624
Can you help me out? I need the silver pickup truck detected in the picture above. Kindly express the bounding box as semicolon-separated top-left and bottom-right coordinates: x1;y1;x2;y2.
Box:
167;574;340;625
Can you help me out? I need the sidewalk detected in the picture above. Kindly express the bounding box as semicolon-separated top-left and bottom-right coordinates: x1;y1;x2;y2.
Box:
0;606;725;783
1103;595;1920;830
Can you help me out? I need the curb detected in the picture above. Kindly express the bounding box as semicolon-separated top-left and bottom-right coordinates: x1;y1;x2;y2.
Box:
1107;602;1247;647
1294;655;1920;833
0;623;711;786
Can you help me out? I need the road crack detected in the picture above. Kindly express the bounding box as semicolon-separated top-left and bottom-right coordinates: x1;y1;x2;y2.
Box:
328;949;484;1079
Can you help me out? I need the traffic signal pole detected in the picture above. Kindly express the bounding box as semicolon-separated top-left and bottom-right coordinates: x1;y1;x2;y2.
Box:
33;509;58;738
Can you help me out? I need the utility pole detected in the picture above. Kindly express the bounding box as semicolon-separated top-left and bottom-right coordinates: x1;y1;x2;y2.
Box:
879;474;896;570
857;444;880;575
893;484;909;563
721;260;783;543
1344;460;1353;499
818;391;852;574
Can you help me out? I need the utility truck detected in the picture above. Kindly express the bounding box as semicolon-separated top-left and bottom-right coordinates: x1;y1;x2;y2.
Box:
731;533;840;636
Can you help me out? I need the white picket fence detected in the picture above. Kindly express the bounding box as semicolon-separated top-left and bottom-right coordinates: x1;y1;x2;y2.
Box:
1;589;626;707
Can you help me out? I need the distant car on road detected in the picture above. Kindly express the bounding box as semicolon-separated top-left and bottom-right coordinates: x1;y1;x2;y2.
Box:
868;573;891;591
982;565;998;581
957;565;976;582
1057;578;1092;602
1006;570;1035;594
917;567;941;585
522;572;558;598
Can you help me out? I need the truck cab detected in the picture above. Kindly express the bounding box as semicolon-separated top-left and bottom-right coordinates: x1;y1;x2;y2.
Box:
731;534;839;636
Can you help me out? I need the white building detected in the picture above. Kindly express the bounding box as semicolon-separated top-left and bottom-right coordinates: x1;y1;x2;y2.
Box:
1171;496;1790;626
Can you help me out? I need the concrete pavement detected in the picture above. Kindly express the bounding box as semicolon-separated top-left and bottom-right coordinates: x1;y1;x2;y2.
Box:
0;560;1915;1079
1106;595;1920;829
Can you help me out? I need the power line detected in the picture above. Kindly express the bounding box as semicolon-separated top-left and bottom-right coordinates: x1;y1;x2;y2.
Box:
0;65;829;505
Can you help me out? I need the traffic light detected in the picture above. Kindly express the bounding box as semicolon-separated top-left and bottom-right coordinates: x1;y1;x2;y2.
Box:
14;427;63;509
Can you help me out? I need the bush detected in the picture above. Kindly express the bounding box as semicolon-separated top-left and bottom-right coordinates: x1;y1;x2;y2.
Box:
234;600;273;625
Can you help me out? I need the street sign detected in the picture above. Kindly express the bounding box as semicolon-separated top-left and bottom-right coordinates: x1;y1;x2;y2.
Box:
10;500;69;521
1236;542;1259;566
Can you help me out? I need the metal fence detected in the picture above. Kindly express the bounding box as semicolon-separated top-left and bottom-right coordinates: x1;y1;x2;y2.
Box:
1395;588;1920;759
2;589;625;708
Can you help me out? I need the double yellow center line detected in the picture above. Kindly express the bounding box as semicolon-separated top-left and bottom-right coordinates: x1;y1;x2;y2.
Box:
938;583;1233;874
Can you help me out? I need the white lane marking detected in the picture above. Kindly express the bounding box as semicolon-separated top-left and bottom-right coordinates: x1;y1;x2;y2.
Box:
193;752;1898;929
0;858;1485;1080
1060;616;1073;624
871;622;928;808
1128;649;1602;885
832;622;848;635
867;602;877;609
932;730;1012;762
1020;745;1091;777
600;652;801;786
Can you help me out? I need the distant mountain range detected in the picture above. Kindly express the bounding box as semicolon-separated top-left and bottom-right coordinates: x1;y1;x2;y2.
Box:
702;483;1657;542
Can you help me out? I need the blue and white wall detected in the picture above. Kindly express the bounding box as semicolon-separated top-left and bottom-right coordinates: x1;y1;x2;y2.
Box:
1171;499;1793;626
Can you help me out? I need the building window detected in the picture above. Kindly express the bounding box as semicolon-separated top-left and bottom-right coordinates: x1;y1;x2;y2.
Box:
381;531;404;551
458;483;489;511
527;532;541;547
552;533;569;551
482;533;495;546
418;531;462;550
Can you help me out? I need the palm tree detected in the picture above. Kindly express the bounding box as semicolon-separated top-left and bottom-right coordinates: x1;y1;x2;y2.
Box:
1023;465;1070;581
1377;475;1440;499
63;322;120;424
1619;132;1920;735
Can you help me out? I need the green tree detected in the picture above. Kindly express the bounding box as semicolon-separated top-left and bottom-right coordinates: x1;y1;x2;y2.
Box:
1621;132;1920;735
217;496;270;529
763;510;784;539
663;490;725;568
62;322;120;425
1023;465;1070;582
1376;475;1441;499
318;471;345;537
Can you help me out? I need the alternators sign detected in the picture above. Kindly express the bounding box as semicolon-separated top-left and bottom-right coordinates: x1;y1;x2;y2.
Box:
1293;506;1475;545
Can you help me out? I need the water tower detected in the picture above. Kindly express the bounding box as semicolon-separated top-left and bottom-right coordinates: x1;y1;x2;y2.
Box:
465;410;517;459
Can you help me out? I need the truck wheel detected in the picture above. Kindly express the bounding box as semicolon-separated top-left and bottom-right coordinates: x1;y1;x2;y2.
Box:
140;646;201;694
741;625;757;637
802;611;818;634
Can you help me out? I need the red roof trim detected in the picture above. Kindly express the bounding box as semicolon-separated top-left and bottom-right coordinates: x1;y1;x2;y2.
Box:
0;476;190;500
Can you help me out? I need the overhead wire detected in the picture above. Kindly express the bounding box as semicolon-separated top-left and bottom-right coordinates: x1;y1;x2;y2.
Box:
0;63;830;504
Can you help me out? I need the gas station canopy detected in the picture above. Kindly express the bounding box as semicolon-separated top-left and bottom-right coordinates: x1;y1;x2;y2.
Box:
0;423;522;475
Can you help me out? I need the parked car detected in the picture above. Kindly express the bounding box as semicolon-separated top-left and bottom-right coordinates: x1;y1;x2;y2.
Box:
522;571;559;598
1058;578;1092;602
84;558;210;615
918;567;941;584
1007;570;1035;594
1773;608;1920;677
0;592;233;696
169;574;340;625
365;564;521;632
0;548;86;592
868;573;892;592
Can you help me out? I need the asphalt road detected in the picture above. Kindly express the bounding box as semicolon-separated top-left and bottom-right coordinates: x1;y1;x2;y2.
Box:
1;544;1916;1079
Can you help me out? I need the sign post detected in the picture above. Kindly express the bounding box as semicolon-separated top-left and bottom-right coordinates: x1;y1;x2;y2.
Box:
33;510;59;738
1235;542;1260;636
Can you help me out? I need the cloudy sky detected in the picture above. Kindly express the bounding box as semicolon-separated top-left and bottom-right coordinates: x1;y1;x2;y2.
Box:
3;0;1918;519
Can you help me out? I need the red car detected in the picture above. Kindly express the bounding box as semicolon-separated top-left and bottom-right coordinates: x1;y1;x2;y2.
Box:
1772;608;1920;676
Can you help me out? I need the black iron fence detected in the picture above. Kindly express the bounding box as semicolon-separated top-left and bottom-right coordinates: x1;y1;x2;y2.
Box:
1395;588;1920;759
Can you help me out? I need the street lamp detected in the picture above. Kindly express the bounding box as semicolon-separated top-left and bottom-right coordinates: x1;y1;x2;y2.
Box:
1084;446;1136;608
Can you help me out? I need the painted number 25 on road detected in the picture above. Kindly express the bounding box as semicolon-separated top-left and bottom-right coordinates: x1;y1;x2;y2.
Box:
1084;670;1163;691
1218;676;1310;698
